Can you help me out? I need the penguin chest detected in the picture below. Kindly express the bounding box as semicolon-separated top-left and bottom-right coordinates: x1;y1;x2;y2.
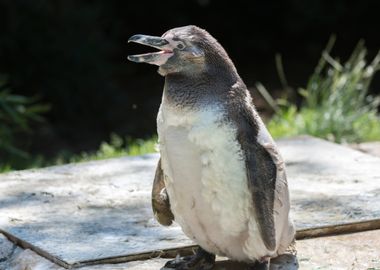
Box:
157;104;254;259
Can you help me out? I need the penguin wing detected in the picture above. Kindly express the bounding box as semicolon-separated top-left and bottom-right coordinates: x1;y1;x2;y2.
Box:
152;158;174;226
232;103;277;251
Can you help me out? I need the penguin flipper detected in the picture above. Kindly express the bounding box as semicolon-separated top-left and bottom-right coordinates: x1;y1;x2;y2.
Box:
232;104;277;251
244;142;277;251
152;158;175;226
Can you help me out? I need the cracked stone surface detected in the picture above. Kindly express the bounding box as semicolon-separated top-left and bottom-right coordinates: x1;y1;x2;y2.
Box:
0;136;379;269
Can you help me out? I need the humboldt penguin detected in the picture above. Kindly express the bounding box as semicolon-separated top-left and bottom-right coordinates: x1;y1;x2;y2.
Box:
128;26;295;270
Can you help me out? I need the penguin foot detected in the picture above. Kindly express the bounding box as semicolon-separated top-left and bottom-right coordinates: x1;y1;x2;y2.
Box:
161;247;215;270
250;260;270;270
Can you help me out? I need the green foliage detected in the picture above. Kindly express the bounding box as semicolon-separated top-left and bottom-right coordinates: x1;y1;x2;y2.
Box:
0;75;50;164
57;134;158;164
1;134;157;173
268;38;380;143
48;134;157;170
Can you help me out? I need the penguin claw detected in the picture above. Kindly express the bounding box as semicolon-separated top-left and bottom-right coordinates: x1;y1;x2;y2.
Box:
161;248;215;270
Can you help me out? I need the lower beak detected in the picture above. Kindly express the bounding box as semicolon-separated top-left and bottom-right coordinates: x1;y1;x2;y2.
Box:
127;34;174;66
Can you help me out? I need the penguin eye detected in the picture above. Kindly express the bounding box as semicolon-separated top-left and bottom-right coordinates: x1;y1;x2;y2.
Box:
176;42;185;50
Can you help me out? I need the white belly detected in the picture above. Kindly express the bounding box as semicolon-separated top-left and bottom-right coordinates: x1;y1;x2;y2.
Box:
157;102;293;262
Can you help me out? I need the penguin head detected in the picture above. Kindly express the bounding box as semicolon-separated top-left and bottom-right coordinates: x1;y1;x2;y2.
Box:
128;25;233;77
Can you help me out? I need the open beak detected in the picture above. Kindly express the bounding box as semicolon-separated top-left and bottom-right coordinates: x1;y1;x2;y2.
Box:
127;34;174;66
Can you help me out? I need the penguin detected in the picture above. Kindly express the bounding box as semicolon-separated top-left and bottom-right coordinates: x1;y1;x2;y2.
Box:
128;26;295;270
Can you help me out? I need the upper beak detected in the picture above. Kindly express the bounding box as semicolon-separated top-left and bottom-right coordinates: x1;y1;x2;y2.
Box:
127;34;174;66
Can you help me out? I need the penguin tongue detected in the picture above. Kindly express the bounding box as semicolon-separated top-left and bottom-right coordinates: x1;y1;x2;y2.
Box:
128;50;173;66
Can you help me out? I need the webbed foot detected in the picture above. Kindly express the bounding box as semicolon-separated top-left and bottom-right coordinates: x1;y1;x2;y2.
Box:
250;260;270;270
161;247;215;270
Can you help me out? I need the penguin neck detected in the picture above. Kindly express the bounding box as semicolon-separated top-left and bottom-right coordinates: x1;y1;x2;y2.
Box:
164;66;240;109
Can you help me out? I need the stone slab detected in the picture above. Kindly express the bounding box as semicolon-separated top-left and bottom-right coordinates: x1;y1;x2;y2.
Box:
1;136;380;268
282;137;380;229
0;155;192;267
2;230;380;270
351;141;380;158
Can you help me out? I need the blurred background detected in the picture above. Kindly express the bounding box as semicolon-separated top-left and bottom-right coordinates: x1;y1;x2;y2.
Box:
1;0;380;170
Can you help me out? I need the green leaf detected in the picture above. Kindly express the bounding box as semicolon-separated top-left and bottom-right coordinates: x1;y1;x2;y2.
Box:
267;39;380;143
